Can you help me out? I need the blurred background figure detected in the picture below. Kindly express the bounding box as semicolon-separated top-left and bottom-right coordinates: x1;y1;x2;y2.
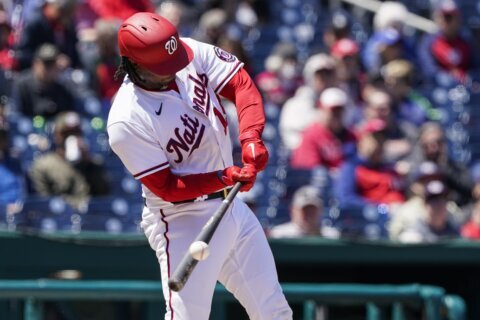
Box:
407;122;473;206
0;9;14;98
290;88;356;173
0;10;14;72
193;8;228;46
322;9;352;51
461;200;480;240
86;0;154;21
389;161;462;239
280;53;337;151
359;89;414;162
397;180;460;243
373;1;409;33
418;0;474;83
15;0;80;71
362;1;416;74
86;19;121;103
363;28;416;75
0;118;24;213
382;59;440;127
255;42;302;105
156;0;193;35
330;38;365;105
12;44;76;118
29;111;109;210
334;119;405;209
269;185;338;238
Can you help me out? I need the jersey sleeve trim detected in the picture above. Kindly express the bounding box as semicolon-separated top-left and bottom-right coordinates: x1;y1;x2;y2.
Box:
214;61;244;94
133;161;170;180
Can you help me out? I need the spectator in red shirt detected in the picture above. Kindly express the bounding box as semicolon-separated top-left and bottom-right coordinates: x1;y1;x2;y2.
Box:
418;0;473;82
334;119;405;209
0;11;14;71
87;0;154;21
290;88;356;172
462;200;480;240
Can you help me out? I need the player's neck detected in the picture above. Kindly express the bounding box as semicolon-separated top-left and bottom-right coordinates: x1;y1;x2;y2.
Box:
136;80;178;92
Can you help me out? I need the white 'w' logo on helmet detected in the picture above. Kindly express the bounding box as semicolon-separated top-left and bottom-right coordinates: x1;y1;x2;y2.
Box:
165;36;178;55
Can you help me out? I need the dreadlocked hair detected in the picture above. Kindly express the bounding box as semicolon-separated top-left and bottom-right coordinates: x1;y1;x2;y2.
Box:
114;57;144;85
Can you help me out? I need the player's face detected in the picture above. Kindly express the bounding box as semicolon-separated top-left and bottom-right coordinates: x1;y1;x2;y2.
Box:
133;63;176;90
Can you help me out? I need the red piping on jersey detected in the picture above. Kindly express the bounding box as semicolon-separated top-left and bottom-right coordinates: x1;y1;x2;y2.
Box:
215;61;243;93
219;67;265;139
160;209;174;320
140;167;226;202
133;161;169;179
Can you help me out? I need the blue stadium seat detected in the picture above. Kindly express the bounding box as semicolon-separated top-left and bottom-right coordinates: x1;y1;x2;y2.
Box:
81;196;144;233
332;204;390;240
18;197;80;233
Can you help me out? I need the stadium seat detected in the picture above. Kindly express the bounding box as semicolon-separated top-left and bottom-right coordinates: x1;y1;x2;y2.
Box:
17;197;80;233
81;196;143;233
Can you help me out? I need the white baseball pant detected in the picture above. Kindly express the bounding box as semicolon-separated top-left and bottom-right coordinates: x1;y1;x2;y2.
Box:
141;198;293;320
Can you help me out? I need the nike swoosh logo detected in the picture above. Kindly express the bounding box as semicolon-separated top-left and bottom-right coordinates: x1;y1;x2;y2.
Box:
248;142;255;160
155;103;163;116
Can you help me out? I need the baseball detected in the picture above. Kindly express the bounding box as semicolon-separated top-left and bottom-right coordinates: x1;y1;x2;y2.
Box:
189;241;210;261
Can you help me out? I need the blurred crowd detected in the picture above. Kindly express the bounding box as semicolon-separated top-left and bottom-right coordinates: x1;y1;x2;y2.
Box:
1;0;480;243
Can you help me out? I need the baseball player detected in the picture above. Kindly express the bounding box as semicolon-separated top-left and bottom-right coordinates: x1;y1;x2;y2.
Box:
107;12;292;320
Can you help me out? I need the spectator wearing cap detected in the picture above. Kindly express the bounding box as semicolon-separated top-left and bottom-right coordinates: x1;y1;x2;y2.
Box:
389;161;444;239
382;59;441;127
322;9;352;51
362;27;417;74
398;180;460;243
359;89;415;161
280;53;338;151
334;118;405;209
29;111;110;209
269;185;339;238
331;38;366;105
407;122;473;206
417;0;474;83
12;44;76;118
15;0;80;70
373;1;409;33
255;42;302;105
362;1;417;74
290;88;356;172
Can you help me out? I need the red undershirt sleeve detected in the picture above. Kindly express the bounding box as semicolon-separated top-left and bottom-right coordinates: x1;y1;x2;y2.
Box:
140;167;227;202
219;67;265;140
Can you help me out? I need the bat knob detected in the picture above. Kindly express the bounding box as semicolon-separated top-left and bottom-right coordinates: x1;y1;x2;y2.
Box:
168;278;184;292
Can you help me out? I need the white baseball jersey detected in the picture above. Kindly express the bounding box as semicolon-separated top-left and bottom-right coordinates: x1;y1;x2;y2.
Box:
108;38;243;210
107;38;293;320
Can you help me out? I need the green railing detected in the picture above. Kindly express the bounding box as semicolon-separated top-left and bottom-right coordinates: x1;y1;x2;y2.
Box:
0;280;466;320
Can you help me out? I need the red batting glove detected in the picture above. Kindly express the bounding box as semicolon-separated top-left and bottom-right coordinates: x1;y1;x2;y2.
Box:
219;164;257;192
240;131;269;171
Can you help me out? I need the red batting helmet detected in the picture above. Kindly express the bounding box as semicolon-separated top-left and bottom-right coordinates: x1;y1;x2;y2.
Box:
118;12;193;75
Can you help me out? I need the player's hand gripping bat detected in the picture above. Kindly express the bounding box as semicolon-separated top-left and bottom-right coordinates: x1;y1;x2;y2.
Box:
168;182;242;292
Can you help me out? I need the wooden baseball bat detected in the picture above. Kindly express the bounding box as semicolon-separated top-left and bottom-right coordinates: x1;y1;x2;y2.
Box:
167;182;243;292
